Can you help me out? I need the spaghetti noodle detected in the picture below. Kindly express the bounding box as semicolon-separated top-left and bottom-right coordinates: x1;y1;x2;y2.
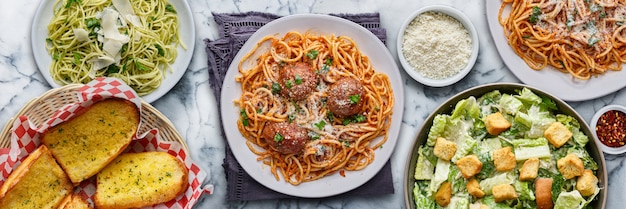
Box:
499;0;626;79
235;32;394;185
46;0;181;96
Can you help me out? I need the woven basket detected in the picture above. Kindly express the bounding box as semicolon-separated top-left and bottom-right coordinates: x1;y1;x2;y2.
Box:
0;84;189;151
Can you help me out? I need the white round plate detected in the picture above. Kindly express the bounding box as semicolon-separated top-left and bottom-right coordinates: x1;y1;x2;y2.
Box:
220;14;404;198
486;0;626;102
31;0;195;103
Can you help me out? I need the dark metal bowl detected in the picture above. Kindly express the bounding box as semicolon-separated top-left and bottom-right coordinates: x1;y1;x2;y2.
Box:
403;83;607;208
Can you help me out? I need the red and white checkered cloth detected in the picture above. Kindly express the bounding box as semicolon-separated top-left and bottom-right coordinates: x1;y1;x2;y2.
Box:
0;77;213;208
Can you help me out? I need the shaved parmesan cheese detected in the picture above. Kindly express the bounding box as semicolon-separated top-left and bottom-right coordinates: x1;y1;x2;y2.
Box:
90;56;116;72
100;8;130;43
112;0;143;27
103;39;123;57
73;28;89;42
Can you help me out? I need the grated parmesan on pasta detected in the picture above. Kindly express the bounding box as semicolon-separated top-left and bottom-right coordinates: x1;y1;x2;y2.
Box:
402;11;471;80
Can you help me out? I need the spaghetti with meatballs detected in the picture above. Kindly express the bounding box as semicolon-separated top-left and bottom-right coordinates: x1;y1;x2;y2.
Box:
234;31;394;185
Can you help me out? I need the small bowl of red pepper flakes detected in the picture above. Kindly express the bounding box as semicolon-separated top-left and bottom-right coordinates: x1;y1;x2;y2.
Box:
590;104;626;154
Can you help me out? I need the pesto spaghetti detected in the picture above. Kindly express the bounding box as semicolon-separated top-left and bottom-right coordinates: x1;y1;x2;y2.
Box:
46;0;182;96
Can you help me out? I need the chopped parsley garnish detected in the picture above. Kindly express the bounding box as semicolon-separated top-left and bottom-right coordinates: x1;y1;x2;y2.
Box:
274;133;284;143
600;11;607;19
349;94;360;104
154;44;165;56
529;6;541;24
135;60;148;71
318;57;333;74
85;18;99;29
105;64;119;74
288;114;296;123
257;108;263;114
165;4;177;14
306;49;319;60
72;52;81;65
326;111;334;121
240;109;249;126
588;37;600;47
314;120;326;130
308;131;320;140
341;140;350;147
294;75;303;85
271;82;282;94
285;80;293;89
343;114;366;125
65;0;81;8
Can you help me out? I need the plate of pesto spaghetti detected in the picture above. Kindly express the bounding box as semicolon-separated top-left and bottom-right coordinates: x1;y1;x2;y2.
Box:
31;0;194;103
221;14;404;197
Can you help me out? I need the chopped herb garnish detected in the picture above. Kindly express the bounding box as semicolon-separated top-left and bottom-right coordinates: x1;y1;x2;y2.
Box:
306;49;319;60
274;133;284;143
341;140;350;147
271;82;282;94
294;75;303;85
165;4;177;14
72;52;81;65
154;44;164;56
588;37;600;47
105;64;119;74
314;120;326;130
240;109;249;126
135;60;148;71
285;80;293;89
349;94;360;104
288;114;296;123
257;108;263;114
319;57;333;74
529;6;541;24
85;18;99;29
326;111;334;121
354;114;366;123
65;0;81;8
309;131;320;140
600;11;607;19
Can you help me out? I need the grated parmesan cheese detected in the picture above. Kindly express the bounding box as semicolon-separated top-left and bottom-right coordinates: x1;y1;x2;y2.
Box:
402;11;471;80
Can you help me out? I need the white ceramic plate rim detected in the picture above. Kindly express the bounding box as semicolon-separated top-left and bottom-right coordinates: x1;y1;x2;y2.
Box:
220;14;404;198
485;0;626;102
31;0;195;103
396;5;479;87
589;104;626;155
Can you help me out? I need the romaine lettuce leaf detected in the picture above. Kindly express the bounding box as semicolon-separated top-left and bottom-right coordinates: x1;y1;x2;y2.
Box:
449;194;470;209
414;147;435;180
428;158;451;195
413;181;436;209
451;96;480;120
479;172;515;195
427;114;449;146
525;104;556;138
482;195;514;209
512;138;551;161
568;147;599;171
554;190;585;209
514;87;542;106
451;134;477;162
499;93;523;115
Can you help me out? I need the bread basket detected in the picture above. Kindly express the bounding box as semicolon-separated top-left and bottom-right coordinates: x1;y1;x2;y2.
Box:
0;84;189;151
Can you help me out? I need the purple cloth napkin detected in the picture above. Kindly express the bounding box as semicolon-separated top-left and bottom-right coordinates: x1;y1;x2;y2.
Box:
204;12;394;201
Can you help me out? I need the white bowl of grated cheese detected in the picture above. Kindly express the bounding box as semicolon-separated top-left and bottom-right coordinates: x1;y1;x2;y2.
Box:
397;5;479;87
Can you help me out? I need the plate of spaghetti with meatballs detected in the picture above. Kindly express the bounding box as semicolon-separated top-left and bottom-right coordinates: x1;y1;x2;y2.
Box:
220;14;404;197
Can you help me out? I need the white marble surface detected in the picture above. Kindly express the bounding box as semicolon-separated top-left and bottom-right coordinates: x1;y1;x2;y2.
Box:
1;0;625;208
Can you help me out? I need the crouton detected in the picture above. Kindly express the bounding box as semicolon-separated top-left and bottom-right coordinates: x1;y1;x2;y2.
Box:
484;112;511;135
493;147;516;171
557;153;584;179
576;170;598;196
492;184;517;202
544;122;572;148
519;158;540;181
467;178;485;198
434;137;457;161
435;182;452;207
456;155;483;178
535;178;553;209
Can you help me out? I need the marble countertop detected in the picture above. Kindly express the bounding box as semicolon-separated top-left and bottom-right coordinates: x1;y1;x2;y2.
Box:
1;0;625;208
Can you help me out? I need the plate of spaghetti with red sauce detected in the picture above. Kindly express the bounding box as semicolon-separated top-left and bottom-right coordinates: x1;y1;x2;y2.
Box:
486;0;626;101
220;14;403;197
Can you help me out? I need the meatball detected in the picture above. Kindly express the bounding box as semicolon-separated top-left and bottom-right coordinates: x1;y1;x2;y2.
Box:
327;77;366;117
261;122;309;155
279;62;317;101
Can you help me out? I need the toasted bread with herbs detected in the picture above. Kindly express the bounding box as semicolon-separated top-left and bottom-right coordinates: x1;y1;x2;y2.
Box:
58;193;93;209
41;98;140;184
94;151;188;209
0;145;73;209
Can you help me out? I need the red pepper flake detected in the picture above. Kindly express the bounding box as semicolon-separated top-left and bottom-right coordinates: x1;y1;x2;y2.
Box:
339;169;345;177
596;110;626;147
